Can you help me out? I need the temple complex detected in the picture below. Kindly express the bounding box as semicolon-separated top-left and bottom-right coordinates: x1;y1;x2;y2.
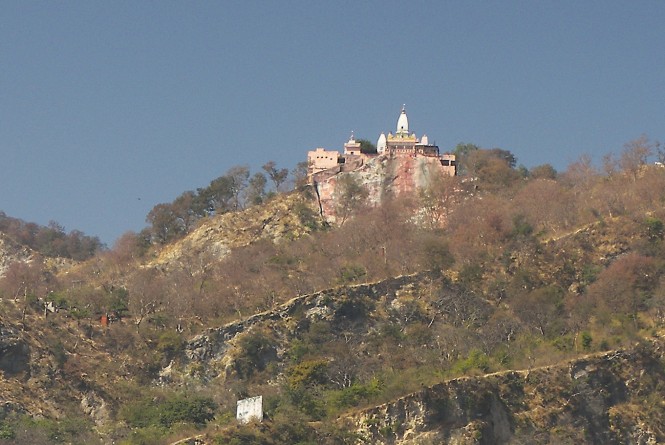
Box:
307;107;456;179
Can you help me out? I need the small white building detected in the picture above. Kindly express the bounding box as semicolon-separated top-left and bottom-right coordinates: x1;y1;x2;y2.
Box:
237;396;263;424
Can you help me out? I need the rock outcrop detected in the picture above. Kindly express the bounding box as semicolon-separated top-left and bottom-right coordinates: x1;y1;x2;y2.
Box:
0;234;32;277
152;188;324;269
181;272;433;381
314;155;451;223
348;342;665;444
0;324;29;376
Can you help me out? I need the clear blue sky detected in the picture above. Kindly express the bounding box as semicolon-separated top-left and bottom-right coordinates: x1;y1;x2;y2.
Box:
1;1;664;245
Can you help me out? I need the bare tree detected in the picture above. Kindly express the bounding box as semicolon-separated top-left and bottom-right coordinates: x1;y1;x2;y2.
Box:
620;135;655;181
126;268;167;330
418;174;460;229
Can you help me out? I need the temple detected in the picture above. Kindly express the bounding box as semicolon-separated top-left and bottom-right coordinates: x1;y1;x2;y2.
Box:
377;105;440;157
307;107;456;178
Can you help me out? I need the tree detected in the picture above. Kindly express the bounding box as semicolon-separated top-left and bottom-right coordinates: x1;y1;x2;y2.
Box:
529;164;557;180
561;154;598;199
110;231;146;263
513;178;576;234
334;174;369;225
246;172;268;206
225;165;250;211
357;139;377;154
620;135;654;181
453;143;479;176
511;286;564;337
587;253;660;326
64;229;104;261
487;148;517;168
146;203;184;244
197;174;234;215
263;161;289;192
292;161;310;188
418;174;460;229
465;149;521;191
171;191;199;233
126;268;168;330
194;165;250;215
0;260;47;301
34;221;68;258
418;234;455;272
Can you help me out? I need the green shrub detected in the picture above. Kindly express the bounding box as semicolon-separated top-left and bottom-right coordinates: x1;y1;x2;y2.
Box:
287;359;329;389
552;335;574;352
458;264;484;287
421;237;455;271
328;378;383;409
52;341;68;369
511;214;534;238
338;265;367;284
645;217;664;241
379;323;404;342
295;202;320;231
0;422;15;440
108;287;130;315
159;395;216;427
119;400;160;428
119;394;216;429
284;386;326;420
452;349;490;375
234;330;278;378
48;291;69;309
581;331;593;350
287;339;310;363
156;330;184;362
10;416;92;444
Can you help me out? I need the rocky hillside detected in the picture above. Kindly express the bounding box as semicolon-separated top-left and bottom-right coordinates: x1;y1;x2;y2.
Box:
158;263;665;444
152;187;324;270
3;147;665;444
0;301;115;439
350;340;665;444
314;155;451;223
0;233;32;277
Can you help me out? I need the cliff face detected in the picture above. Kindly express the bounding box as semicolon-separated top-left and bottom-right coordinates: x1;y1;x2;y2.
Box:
314;155;451;223
349;342;665;444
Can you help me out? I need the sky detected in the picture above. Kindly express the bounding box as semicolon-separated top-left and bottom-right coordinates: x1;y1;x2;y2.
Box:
1;1;664;245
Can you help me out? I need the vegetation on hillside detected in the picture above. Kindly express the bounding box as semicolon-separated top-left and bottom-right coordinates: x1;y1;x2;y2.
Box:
0;213;103;260
1;135;665;443
141;161;306;245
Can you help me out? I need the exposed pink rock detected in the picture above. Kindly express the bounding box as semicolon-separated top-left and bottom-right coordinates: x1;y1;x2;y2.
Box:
313;154;454;223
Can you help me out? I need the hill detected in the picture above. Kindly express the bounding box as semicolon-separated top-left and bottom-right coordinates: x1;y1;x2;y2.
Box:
2;144;665;444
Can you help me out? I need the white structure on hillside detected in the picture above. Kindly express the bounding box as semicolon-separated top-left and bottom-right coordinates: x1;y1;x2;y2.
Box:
237;396;263;424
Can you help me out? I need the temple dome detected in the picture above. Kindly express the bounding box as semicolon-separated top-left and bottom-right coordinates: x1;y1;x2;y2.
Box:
396;106;409;135
377;133;387;153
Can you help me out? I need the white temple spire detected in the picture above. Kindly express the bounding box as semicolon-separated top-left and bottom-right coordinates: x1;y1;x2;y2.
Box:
396;106;409;136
